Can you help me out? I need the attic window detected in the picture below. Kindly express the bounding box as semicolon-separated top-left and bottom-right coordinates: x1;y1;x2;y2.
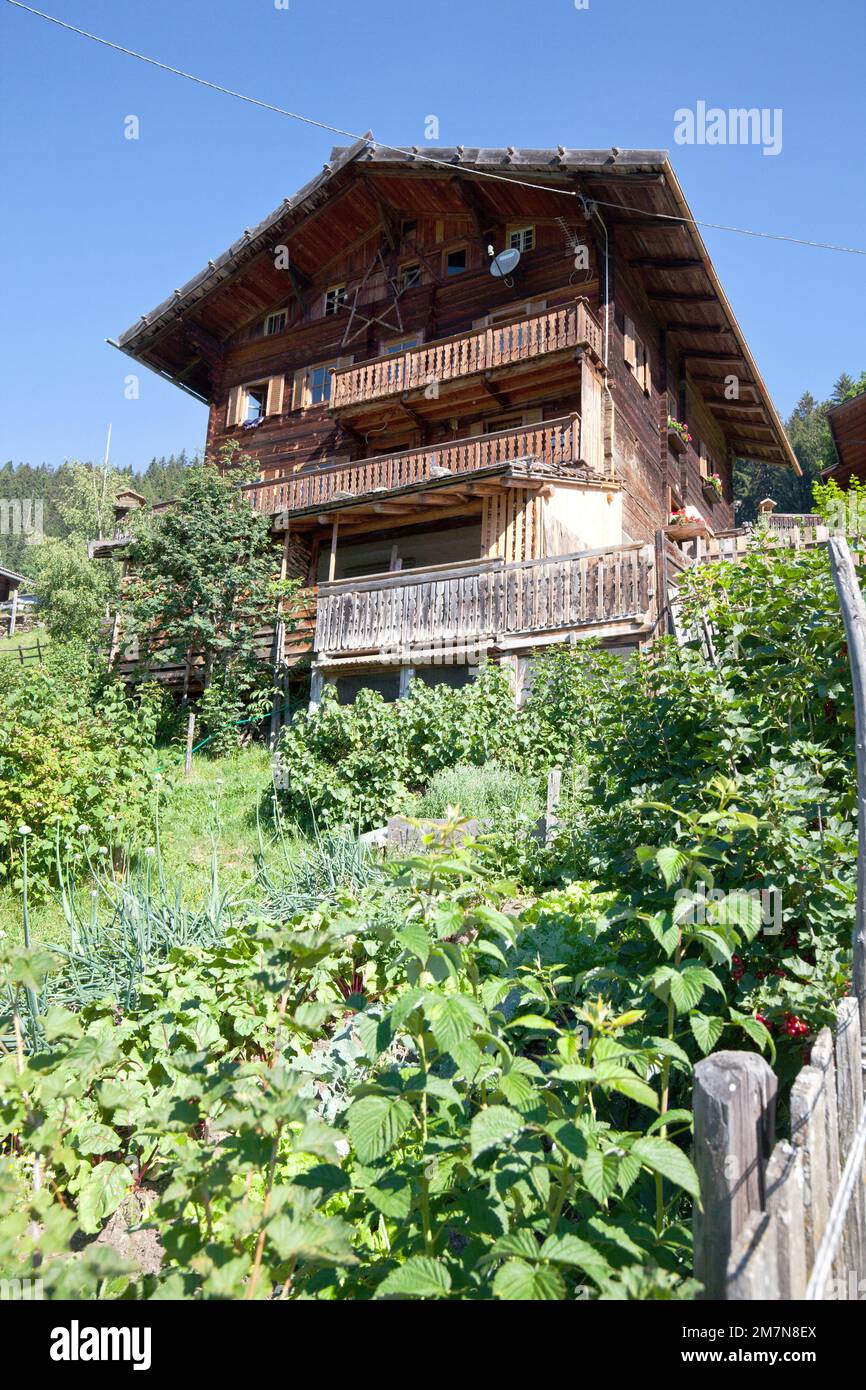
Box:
324;284;348;316
507;225;535;253
401;219;418;242
263;309;287;337
444;247;467;277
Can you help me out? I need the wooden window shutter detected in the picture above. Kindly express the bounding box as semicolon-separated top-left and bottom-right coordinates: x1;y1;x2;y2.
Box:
636;340;650;393
468;421;484;436
265;375;285;416
623;315;637;369
291;368;308;411
226;386;242;428
524;407;543;425
699;440;709;478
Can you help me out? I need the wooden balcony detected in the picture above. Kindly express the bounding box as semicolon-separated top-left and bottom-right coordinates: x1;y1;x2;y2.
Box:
314;542;653;665
329;298;603;415
244;416;583;520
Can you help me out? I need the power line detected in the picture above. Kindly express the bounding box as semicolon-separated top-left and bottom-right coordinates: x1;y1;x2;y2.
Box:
7;0;866;259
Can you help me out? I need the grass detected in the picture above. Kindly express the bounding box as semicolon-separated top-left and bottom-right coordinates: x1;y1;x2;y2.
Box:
0;743;287;949
154;743;279;896
0;624;47;655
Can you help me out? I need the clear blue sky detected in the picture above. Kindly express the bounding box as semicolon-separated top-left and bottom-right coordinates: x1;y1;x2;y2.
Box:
1;0;864;473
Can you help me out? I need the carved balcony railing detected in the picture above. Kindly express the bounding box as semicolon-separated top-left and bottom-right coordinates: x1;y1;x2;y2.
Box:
243;415;582;516
329;298;603;411
314;543;653;661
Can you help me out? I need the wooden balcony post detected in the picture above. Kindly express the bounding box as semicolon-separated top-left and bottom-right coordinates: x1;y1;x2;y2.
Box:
328;518;340;582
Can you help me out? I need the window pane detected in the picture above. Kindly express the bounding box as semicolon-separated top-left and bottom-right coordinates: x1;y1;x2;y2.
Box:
309;367;331;404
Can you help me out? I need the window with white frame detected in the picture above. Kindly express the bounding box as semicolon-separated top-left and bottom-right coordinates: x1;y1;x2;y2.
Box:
324;284;348;316
225;376;285;428
263;308;287;337
507;225;536;253
243;383;268;422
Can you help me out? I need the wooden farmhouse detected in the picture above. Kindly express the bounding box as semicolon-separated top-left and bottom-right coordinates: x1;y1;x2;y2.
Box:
825;387;866;487
109;142;798;706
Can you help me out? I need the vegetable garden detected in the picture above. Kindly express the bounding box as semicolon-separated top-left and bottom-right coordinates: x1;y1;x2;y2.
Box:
0;539;858;1299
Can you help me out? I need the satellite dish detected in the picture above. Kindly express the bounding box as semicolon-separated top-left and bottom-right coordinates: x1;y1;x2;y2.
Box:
489;247;521;278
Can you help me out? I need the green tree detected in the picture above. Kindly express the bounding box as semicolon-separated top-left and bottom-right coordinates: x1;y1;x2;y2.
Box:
26;462;129;644
123;445;285;745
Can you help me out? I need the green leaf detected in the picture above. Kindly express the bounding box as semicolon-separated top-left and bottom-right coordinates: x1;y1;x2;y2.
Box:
731;1013;777;1062
655;847;689;888
630;1137;700;1199
646;1109;694;1136
508;1014;559;1032
539;1233;612;1284
77;1161;129;1234
357;1168;413;1220
75;1122;121;1156
345;1095;413;1164
376;1256;452;1299
582;1150;620;1205
397;922;430;963
424;993;482;1053
39;1005;82;1042
690;1011;725;1055
470;1105;524;1161
493;1259;566;1301
603;1074;659;1112
497;1069;539;1111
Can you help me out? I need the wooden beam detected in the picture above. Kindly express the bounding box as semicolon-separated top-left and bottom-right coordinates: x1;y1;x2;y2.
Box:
689;372;758;391
327;518;339;581
664;322;731;334
362;176;401;252
480;373;510;408
683;350;746;362
704;400;768;415
450;175;497;240
629;256;703;269
647;292;716;304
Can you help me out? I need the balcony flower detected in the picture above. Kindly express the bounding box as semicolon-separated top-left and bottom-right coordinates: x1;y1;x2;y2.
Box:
669;504;707;526
667;416;693;447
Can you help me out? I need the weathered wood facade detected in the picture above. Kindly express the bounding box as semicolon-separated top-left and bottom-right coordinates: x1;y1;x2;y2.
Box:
112;145;797;702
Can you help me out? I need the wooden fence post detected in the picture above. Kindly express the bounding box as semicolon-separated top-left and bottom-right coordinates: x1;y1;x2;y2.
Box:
763;1140;807;1300
790;1065;830;1270
184;713;195;780
545;769;562;843
835;996;866;1288
693;1051;777;1299
811;1027;845;1286
827;536;866;1037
